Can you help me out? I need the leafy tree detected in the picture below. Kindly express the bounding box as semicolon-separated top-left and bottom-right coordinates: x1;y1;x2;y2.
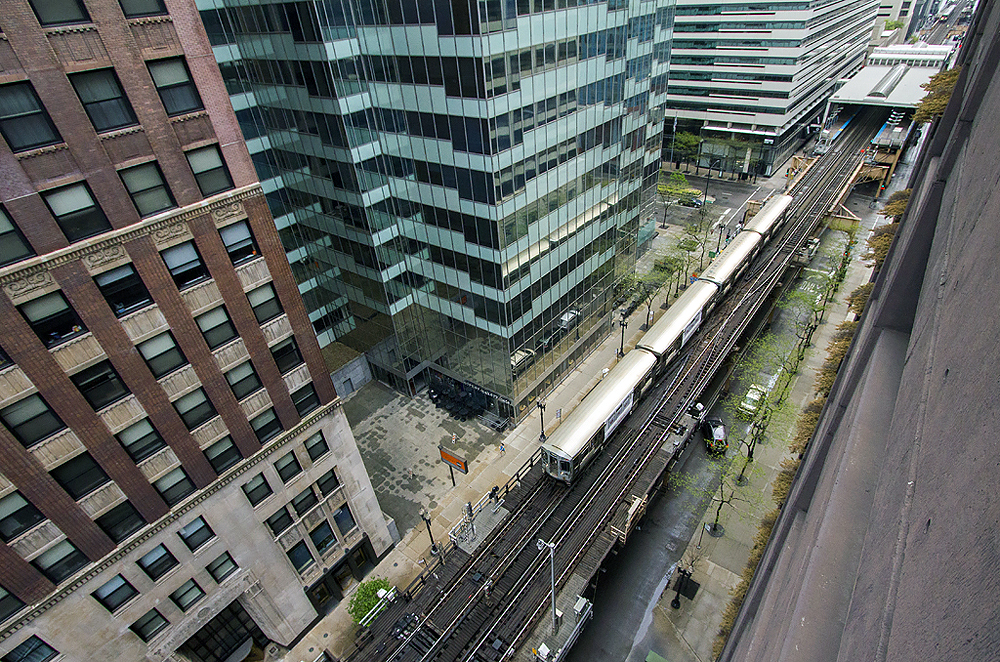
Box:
881;189;910;218
914;67;961;123
656;248;687;299
669;170;689;190
348;577;393;625
674;131;701;165
884;19;905;29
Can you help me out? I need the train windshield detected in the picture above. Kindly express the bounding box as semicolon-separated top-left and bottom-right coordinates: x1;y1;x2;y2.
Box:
560;459;571;475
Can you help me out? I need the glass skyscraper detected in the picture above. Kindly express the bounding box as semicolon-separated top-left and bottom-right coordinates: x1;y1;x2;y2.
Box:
198;0;671;420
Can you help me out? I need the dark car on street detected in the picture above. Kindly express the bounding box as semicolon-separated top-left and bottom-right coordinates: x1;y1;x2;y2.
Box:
701;417;727;454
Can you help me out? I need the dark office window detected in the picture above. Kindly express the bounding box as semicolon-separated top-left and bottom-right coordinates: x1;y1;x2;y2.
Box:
285;540;314;572
0;492;45;542
95;500;145;543
265;507;293;535
0;394;65;448
92;574;138;612
169;579;204;612
219;221;259;264
1;636;58;662
173;388;216;430
292;384;320;416
161;241;209;289
186;145;233;196
291;487;318;516
116;418;166;462
310;522;337;554
316;469;340;496
270;336;303;373
148;58;203;116
0;206;35;267
51;452;109;500
153;468;195;506
31;540;89;583
130;608;168;641
71;361;131;410
204;436;241;474
137;544;177;580
69;69;137;132
206;552;238;582
28;0;90;24
332;504;357;534
177;516;213;551
119;161;175;217
241;474;272;506
196;307;237;349
0;587;25;624
274;451;302;483
41;182;111;243
19;291;87;348
95;264;153;316
247;283;283;323
0;82;62;152
138;332;187;378
304;432;329;460
225;362;262;400
250;408;282;443
119;0;167;18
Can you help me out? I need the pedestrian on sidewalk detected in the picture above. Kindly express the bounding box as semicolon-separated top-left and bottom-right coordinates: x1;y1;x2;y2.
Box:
499;442;505;456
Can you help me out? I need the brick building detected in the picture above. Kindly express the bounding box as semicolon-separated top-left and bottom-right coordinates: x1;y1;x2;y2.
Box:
0;1;393;660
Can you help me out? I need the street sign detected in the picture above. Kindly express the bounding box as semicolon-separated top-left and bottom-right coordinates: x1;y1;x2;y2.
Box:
439;445;468;474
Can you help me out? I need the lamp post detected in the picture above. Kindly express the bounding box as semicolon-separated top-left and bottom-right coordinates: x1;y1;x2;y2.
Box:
670;566;691;609
538;400;547;443
537;539;557;631
420;508;440;557
618;308;628;358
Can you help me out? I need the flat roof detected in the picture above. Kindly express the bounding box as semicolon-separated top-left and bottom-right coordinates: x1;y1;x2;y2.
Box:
830;65;941;108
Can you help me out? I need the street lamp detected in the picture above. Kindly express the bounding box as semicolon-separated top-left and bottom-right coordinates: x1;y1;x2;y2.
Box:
537;539;557;631
618;308;628;357
420;508;440;557
538;400;547;443
670;566;692;609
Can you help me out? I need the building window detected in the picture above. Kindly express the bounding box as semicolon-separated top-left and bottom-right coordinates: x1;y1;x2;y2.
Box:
116;418;166;462
28;0;90;24
1;636;58;662
0;206;35;267
265;507;293;536
204;436;241;474
316;469;340;496
19;291;87;348
332;504;356;534
95;264;153;317
0;492;45;542
241;474;272;506
285;540;314;572
270;336;303;373
304;432;329;461
0;348;10;371
92;574;138;612
0;587;25;624
247;283;283;324
291;487;318;516
224;361;262;400
41;182;111;243
292;384;320;417
95;500;145;543
274;451;302;483
31;539;89;583
71;360;131;410
250;408;282;443
178;516;214;551
219;221;258;265
186;145;233;197
119;0;167;17
0;394;65;448
0;82;62;152
206;552;238;583
153;468;195;506
130;608;169;642
173;388;216;430
169;579;205;612
161;241;209;290
119;161;175;217
196;307;237;349
50;452;110;500
310;522;337;555
137;545;177;580
148;58;203;116
138;332;187;378
69;69;137;133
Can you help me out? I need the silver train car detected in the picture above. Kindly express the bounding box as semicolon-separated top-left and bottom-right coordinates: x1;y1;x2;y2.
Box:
540;193;795;483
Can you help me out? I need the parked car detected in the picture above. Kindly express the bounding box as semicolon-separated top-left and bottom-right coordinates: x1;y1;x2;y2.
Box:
511;348;536;377
679;197;703;208
738;373;780;416
701;417;728;454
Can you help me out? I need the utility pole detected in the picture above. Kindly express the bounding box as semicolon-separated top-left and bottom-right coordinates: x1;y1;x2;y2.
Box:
537;539;557;631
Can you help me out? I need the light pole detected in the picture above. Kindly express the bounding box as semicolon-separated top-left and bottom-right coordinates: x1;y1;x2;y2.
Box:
537;539;557;631
538;400;547;443
618;308;628;357
670;566;691;609
420;508;440;557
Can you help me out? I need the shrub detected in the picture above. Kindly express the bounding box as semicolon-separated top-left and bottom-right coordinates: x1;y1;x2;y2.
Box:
347;577;393;625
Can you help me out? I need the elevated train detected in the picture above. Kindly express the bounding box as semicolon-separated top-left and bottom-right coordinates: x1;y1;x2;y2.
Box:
541;194;795;483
